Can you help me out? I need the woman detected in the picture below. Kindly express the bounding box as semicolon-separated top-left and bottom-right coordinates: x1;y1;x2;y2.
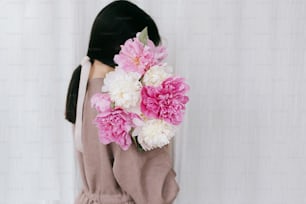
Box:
65;1;180;203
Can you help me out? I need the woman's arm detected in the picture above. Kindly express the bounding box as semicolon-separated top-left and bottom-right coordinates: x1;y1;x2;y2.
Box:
111;143;180;204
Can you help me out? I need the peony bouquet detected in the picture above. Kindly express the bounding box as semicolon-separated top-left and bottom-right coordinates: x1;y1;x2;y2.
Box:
90;27;190;152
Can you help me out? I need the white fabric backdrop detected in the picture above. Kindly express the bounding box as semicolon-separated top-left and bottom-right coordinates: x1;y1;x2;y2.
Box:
1;0;306;203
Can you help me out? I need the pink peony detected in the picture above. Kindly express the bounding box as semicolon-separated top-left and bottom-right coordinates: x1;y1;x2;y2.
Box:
146;39;167;64
90;93;111;113
140;77;190;125
92;107;139;150
113;36;167;75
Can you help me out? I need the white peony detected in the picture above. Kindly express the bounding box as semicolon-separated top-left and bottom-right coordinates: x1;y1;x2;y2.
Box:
142;63;173;86
102;68;142;109
126;100;142;115
136;119;176;151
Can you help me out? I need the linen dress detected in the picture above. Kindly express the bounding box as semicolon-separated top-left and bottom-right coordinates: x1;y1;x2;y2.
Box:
73;77;180;204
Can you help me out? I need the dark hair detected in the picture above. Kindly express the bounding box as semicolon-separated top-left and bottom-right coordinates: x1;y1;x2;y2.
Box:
65;0;162;124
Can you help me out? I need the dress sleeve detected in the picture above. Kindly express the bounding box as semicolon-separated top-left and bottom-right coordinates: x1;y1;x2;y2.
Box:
111;142;180;204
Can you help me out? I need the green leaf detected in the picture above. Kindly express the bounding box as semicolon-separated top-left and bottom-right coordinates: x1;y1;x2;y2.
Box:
138;27;148;45
135;136;145;152
111;102;115;109
129;128;145;152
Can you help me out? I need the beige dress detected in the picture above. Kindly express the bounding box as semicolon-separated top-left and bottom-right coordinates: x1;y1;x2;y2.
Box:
74;77;180;204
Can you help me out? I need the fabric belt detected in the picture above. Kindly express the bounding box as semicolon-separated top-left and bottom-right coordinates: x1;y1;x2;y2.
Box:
76;189;135;204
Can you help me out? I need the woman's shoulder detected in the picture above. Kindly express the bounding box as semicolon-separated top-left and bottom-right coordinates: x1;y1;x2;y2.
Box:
86;77;104;93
